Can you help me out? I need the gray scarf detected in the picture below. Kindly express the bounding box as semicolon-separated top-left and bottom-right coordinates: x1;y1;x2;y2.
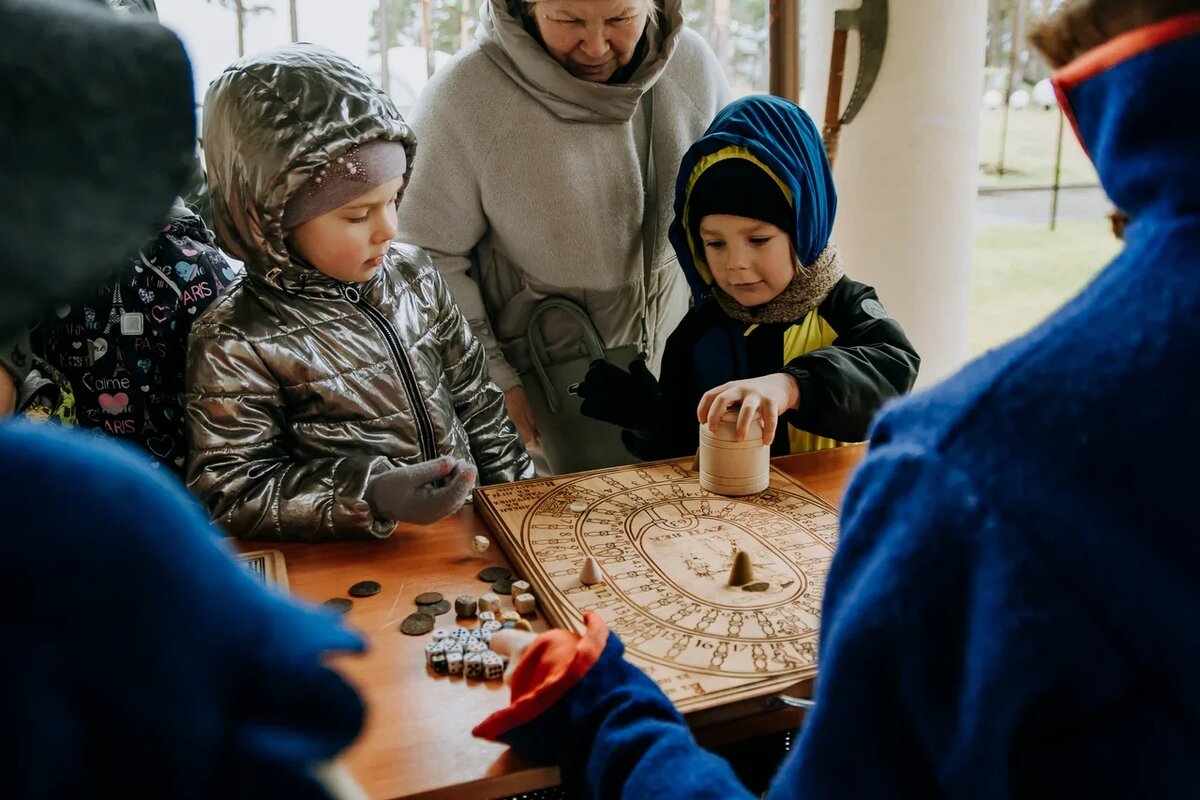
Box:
712;245;845;324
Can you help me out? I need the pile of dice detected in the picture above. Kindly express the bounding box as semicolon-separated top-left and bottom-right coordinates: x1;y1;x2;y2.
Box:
423;613;510;680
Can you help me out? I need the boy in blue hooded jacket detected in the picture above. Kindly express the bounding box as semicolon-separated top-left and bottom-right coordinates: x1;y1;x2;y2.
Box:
469;2;1200;798
579;95;919;456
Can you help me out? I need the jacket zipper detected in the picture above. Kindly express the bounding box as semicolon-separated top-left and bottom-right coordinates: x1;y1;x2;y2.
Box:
341;283;438;461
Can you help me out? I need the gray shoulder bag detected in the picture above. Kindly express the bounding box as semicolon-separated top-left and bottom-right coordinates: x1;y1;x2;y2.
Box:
521;89;657;475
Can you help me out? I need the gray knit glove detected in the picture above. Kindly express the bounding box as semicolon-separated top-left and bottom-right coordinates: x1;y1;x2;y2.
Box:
365;456;477;525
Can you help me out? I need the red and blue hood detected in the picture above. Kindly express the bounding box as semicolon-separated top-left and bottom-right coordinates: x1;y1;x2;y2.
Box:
1054;12;1200;223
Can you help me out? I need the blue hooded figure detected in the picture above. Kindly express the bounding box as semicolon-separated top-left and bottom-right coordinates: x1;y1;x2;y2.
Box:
578;95;919;459
1;1;365;797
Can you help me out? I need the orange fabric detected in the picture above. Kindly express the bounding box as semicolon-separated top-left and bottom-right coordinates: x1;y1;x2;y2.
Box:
1053;12;1200;163
1056;12;1200;90
473;612;610;740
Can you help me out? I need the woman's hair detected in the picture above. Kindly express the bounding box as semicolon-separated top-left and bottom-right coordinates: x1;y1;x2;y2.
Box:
521;0;662;28
1028;0;1200;68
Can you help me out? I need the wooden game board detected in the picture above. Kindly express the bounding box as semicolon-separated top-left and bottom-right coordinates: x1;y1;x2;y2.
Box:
236;549;289;589
474;458;840;713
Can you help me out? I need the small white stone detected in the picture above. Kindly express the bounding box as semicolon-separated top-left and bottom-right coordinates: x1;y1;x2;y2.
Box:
569;501;587;513
472;535;490;552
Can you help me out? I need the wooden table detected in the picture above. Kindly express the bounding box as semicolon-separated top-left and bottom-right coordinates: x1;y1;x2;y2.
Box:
239;445;866;800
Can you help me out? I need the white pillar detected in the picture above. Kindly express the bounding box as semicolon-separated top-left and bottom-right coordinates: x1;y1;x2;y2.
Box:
804;0;987;385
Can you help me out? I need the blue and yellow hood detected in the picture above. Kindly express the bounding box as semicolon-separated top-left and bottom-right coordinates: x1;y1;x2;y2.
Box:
667;95;838;304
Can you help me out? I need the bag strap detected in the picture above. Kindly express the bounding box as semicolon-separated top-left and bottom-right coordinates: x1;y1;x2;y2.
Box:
638;87;656;357
526;298;607;414
522;90;657;414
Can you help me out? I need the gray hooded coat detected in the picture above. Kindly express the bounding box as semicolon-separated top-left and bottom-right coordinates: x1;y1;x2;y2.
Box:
395;0;731;397
188;44;532;543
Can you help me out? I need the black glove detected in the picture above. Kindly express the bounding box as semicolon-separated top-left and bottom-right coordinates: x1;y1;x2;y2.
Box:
577;358;659;431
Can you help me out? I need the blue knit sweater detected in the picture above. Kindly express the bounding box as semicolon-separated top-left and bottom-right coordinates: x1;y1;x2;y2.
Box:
0;423;365;798
483;17;1200;799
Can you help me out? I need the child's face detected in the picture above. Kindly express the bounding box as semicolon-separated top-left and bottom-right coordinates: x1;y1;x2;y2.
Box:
287;176;405;283
699;215;795;307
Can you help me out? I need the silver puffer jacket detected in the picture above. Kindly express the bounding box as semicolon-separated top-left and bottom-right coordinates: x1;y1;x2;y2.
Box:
187;44;532;542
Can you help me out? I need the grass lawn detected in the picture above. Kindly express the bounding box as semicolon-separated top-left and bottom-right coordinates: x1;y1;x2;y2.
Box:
978;107;1099;190
969;218;1122;357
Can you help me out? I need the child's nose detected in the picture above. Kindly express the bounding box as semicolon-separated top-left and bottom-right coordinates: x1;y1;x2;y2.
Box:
731;245;754;271
374;210;398;243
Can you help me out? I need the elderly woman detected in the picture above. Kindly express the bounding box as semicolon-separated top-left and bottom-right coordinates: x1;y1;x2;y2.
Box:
397;0;729;473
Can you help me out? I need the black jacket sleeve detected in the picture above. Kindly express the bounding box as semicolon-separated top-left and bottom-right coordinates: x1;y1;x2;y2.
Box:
780;276;920;442
624;311;708;461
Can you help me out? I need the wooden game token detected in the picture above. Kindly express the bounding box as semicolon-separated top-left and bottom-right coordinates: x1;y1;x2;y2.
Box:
477;566;510;583
414;591;443;605
348;580;381;598
322;598;353;614
418;600;452;616
513;592;536;615
478;593;501;614
499;610;521;623
400;612;435;635
513;619;534;632
569;501;587;512
491;577;513;595
454;595;478;618
741;582;770;592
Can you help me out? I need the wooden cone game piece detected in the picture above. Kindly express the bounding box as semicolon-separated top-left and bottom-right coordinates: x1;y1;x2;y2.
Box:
580;555;604;586
727;549;754;587
699;413;770;496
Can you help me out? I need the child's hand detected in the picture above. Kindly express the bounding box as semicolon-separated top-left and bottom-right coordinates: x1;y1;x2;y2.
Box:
365;456;477;525
490;629;540;684
698;373;800;445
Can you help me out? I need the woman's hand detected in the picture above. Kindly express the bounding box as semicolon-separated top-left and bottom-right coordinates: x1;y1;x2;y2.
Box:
504;386;541;451
697;373;800;445
0;367;15;418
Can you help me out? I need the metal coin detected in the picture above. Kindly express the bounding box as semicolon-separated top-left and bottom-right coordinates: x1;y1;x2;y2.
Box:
322;597;353;614
417;599;452;616
477;566;511;583
348;580;381;598
491;577;513;595
399;612;436;636
741;582;770;593
414;591;444;605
